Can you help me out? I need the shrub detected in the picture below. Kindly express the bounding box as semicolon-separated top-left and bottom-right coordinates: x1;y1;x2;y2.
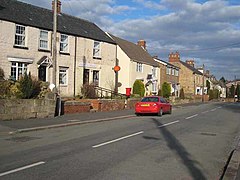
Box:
133;80;145;97
209;89;220;100
81;83;97;99
162;82;171;98
179;88;185;99
0;67;5;81
157;89;162;96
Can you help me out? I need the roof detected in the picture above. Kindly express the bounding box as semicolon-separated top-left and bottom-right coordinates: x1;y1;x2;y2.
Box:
180;61;203;75
109;34;159;67
154;58;180;69
0;0;115;44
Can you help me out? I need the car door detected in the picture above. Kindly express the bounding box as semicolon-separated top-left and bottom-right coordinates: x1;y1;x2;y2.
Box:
160;97;167;112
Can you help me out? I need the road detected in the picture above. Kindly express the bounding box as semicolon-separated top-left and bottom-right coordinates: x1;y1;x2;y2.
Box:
0;102;240;180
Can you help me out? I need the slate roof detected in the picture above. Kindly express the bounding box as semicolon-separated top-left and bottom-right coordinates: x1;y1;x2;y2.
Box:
109;34;159;67
0;0;115;44
180;61;203;75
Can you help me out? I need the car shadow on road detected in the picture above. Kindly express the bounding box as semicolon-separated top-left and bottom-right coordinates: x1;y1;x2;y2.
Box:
149;118;207;180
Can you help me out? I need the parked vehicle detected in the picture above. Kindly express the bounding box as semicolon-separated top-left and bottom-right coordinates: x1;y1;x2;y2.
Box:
135;96;172;116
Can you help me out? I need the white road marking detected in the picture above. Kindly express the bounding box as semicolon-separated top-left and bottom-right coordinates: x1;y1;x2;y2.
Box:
92;131;144;148
0;161;45;177
68;115;135;122
201;110;209;114
185;114;198;120
210;108;217;111
158;120;180;128
217;106;222;109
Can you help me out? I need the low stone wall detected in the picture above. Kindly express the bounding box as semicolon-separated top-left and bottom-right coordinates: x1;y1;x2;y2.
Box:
0;98;56;120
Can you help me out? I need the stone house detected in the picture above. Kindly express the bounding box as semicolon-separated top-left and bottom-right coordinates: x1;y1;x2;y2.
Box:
168;52;205;97
153;57;180;96
0;0;117;97
108;34;160;95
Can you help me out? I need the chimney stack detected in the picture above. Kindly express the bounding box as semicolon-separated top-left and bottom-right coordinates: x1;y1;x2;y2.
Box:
169;51;180;62
186;60;195;67
52;0;61;14
137;40;146;50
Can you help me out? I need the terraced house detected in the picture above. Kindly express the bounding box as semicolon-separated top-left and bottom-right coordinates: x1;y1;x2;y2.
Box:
108;34;160;95
0;0;117;97
168;52;205;97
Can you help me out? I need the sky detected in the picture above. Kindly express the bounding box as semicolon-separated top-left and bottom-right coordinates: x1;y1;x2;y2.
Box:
19;0;240;80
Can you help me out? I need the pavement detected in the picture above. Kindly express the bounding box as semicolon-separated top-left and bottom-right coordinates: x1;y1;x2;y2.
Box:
0;102;239;179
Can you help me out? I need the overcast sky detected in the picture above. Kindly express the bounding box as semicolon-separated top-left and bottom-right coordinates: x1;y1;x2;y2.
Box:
19;0;240;80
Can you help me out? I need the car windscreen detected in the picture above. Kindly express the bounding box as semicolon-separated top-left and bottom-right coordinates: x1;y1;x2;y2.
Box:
141;97;159;102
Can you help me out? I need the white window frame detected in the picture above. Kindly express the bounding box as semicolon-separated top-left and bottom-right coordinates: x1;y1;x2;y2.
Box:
59;67;68;85
175;69;179;76
136;62;143;72
93;41;101;58
11;62;28;80
39;30;49;50
60;34;69;53
166;66;171;75
172;68;175;75
15;24;26;47
152;81;157;93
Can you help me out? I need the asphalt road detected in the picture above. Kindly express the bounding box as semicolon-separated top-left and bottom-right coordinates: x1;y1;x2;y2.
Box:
0;102;240;180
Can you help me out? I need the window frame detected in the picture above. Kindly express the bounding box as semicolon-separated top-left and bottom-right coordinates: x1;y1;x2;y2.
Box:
59;67;68;86
14;24;26;47
60;34;69;53
39;30;49;50
136;62;143;72
93;70;99;86
11;62;28;80
93;41;101;59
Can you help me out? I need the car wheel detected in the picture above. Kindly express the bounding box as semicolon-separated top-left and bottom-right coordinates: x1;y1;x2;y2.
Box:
169;107;172;114
158;108;163;116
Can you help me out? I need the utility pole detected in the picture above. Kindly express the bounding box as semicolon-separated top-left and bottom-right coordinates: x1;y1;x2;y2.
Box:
52;0;57;93
202;64;205;102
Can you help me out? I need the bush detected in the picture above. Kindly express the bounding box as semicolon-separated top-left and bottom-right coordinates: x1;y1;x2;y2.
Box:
209;89;220;100
0;67;5;81
179;88;185;99
81;83;97;99
133;80;145;97
162;82;171;98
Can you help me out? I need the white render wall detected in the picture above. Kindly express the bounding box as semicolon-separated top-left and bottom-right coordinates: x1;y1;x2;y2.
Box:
0;20;116;97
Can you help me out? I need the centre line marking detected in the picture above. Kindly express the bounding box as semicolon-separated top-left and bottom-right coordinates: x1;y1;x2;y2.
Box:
92;131;144;148
0;161;45;177
158;120;180;128
201;110;209;114
186;114;198;120
211;108;217;111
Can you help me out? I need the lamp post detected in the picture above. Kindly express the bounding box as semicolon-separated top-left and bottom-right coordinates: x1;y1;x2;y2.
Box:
202;64;205;102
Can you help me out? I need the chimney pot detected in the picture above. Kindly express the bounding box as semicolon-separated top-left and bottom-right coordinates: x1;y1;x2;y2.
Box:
137;40;146;50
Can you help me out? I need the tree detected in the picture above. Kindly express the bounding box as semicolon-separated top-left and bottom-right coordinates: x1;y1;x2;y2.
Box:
162;82;171;98
229;84;235;98
206;80;210;94
219;77;226;84
133;80;145;97
236;84;240;100
179;88;185;99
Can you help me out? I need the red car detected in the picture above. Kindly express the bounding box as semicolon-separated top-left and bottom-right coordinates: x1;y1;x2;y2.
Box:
135;96;172;116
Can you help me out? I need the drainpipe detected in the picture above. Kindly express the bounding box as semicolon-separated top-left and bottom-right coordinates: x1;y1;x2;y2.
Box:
74;36;77;97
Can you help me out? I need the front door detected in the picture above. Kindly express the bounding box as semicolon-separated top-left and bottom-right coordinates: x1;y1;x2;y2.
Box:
38;65;46;81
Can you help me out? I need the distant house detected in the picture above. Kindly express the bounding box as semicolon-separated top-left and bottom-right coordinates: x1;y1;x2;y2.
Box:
153;57;180;97
108;34;160;95
168;52;205;97
0;0;117;97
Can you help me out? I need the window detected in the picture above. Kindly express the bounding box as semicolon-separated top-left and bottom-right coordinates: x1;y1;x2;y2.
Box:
172;68;175;75
15;24;26;47
11;62;28;80
60;34;68;52
39;30;48;50
93;70;99;86
166;67;171;75
136;62;143;72
59;67;68;85
175;69;179;76
93;41;101;58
